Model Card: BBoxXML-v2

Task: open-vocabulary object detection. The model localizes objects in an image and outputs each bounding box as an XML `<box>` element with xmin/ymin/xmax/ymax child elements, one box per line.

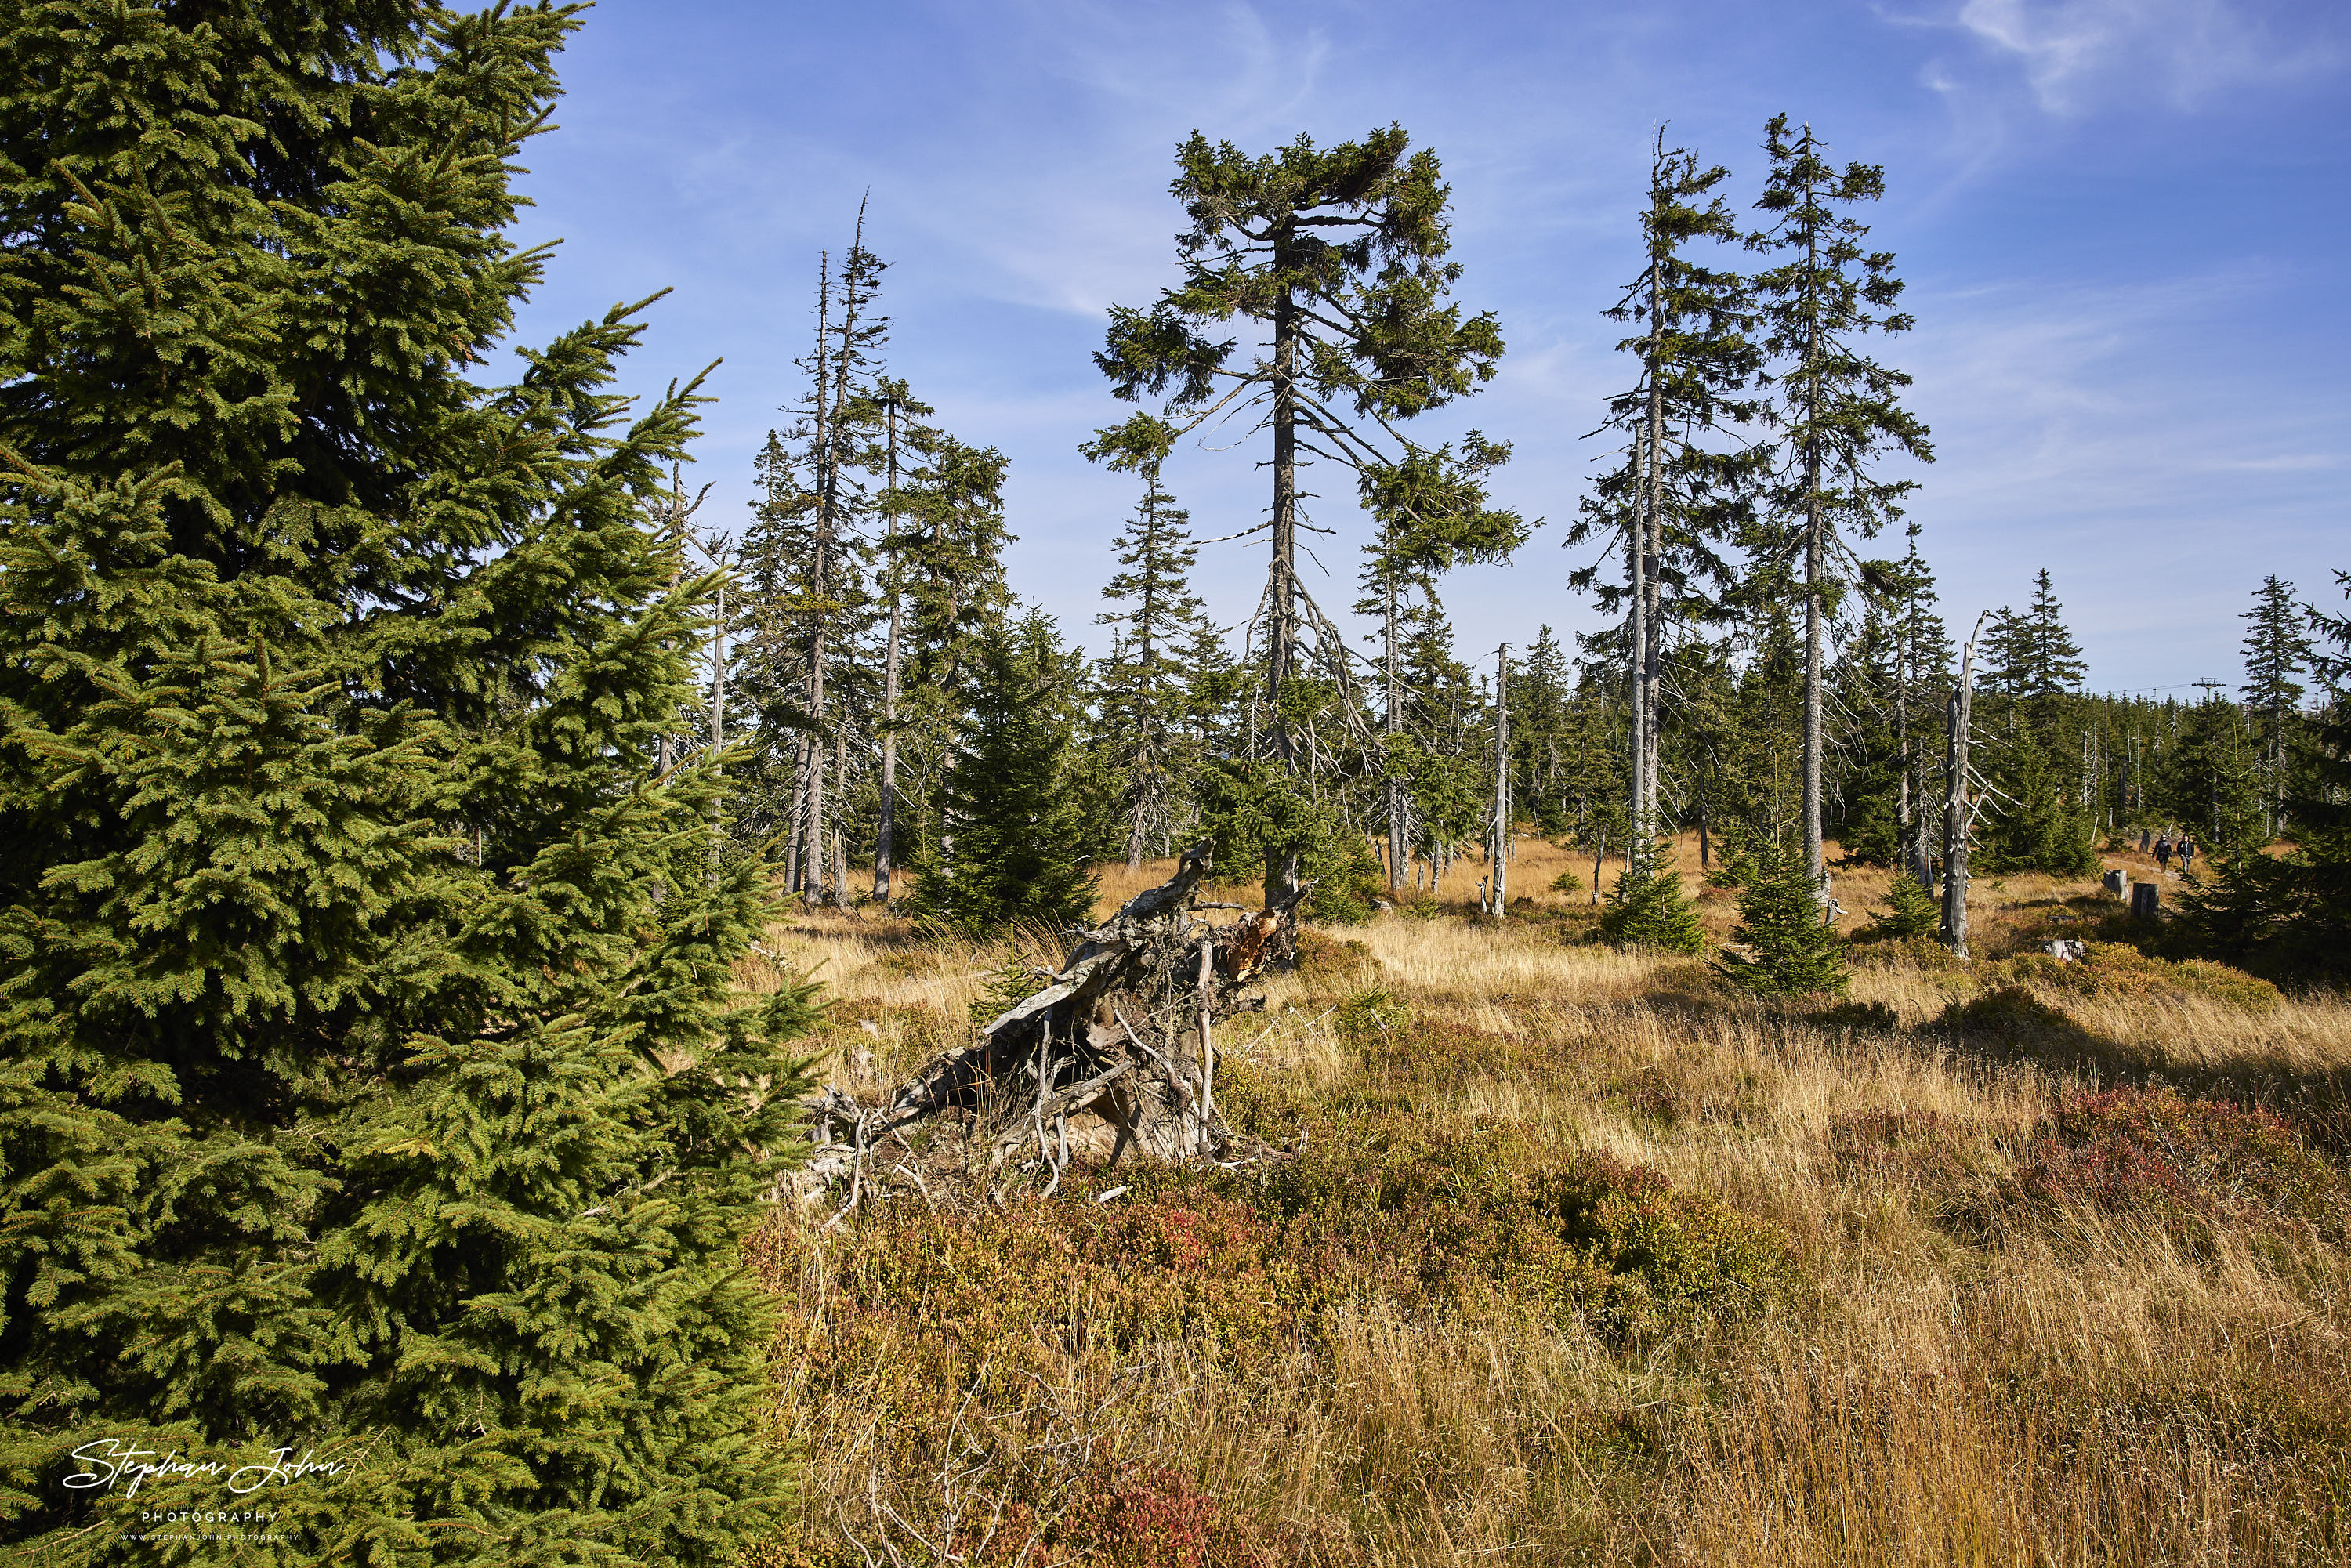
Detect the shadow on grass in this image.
<box><xmin>1926</xmin><ymin>985</ymin><xmax>2351</xmax><ymax>1154</ymax></box>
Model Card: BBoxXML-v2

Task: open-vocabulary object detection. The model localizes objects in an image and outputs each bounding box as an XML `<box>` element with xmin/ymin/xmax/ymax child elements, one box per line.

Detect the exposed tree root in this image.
<box><xmin>792</xmin><ymin>843</ymin><xmax>1303</xmax><ymax>1210</ymax></box>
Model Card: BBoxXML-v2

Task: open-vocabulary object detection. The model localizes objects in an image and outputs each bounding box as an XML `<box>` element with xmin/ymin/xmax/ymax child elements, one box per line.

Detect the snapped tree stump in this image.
<box><xmin>793</xmin><ymin>842</ymin><xmax>1301</xmax><ymax>1207</ymax></box>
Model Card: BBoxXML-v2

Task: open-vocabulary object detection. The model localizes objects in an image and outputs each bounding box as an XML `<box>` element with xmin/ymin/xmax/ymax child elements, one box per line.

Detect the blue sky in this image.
<box><xmin>502</xmin><ymin>0</ymin><xmax>2349</xmax><ymax>697</ymax></box>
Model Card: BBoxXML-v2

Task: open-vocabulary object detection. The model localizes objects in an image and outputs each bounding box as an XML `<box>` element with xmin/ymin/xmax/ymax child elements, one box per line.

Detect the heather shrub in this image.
<box><xmin>1527</xmin><ymin>1150</ymin><xmax>1794</xmax><ymax>1332</ymax></box>
<box><xmin>2001</xmin><ymin>943</ymin><xmax>2280</xmax><ymax>1012</ymax></box>
<box><xmin>2018</xmin><ymin>1085</ymin><xmax>2345</xmax><ymax>1240</ymax></box>
<box><xmin>1828</xmin><ymin>1109</ymin><xmax>1980</xmax><ymax>1196</ymax></box>
<box><xmin>1614</xmin><ymin>1063</ymin><xmax>1767</xmax><ymax>1127</ymax></box>
<box><xmin>1291</xmin><ymin>927</ymin><xmax>1372</xmax><ymax>974</ymax></box>
<box><xmin>1241</xmin><ymin>1128</ymin><xmax>1793</xmax><ymax>1338</ymax></box>
<box><xmin>1060</xmin><ymin>1464</ymin><xmax>1278</xmax><ymax>1568</ymax></box>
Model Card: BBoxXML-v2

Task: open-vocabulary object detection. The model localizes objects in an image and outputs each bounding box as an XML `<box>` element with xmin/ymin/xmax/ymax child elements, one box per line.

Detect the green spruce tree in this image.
<box><xmin>1748</xmin><ymin>114</ymin><xmax>1933</xmax><ymax>903</ymax></box>
<box><xmin>907</xmin><ymin>608</ymin><xmax>1099</xmax><ymax>936</ymax></box>
<box><xmin>1716</xmin><ymin>836</ymin><xmax>1851</xmax><ymax>994</ymax></box>
<box><xmin>1600</xmin><ymin>835</ymin><xmax>1708</xmax><ymax>954</ymax></box>
<box><xmin>2160</xmin><ymin>697</ymin><xmax>2266</xmax><ymax>855</ymax></box>
<box><xmin>1089</xmin><ymin>460</ymin><xmax>1210</xmax><ymax>870</ymax></box>
<box><xmin>2181</xmin><ymin>570</ymin><xmax>2351</xmax><ymax>979</ymax></box>
<box><xmin>1092</xmin><ymin>125</ymin><xmax>1512</xmax><ymax>904</ymax></box>
<box><xmin>2240</xmin><ymin>575</ymin><xmax>2310</xmax><ymax>840</ymax></box>
<box><xmin>0</xmin><ymin>5</ymin><xmax>813</xmax><ymax>1562</ymax></box>
<box><xmin>1981</xmin><ymin>570</ymin><xmax>2096</xmax><ymax>875</ymax></box>
<box><xmin>1568</xmin><ymin>130</ymin><xmax>1764</xmax><ymax>847</ymax></box>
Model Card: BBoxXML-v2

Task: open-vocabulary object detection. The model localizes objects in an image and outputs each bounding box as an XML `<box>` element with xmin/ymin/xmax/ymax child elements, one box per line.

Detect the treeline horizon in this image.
<box><xmin>692</xmin><ymin>121</ymin><xmax>2350</xmax><ymax>959</ymax></box>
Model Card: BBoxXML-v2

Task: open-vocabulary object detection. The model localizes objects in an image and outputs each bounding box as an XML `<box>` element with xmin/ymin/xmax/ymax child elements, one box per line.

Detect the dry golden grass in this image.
<box><xmin>744</xmin><ymin>835</ymin><xmax>2351</xmax><ymax>1567</ymax></box>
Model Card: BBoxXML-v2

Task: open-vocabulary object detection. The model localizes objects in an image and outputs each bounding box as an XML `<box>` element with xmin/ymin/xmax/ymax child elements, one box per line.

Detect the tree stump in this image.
<box><xmin>2130</xmin><ymin>882</ymin><xmax>2161</xmax><ymax>922</ymax></box>
<box><xmin>2102</xmin><ymin>868</ymin><xmax>2128</xmax><ymax>899</ymax></box>
<box><xmin>792</xmin><ymin>842</ymin><xmax>1299</xmax><ymax>1207</ymax></box>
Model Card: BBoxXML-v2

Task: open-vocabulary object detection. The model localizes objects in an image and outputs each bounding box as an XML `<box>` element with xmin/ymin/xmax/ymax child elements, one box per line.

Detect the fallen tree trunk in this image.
<box><xmin>790</xmin><ymin>842</ymin><xmax>1304</xmax><ymax>1207</ymax></box>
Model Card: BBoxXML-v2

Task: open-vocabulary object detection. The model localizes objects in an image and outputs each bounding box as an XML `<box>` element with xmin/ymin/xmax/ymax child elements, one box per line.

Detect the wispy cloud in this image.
<box><xmin>1950</xmin><ymin>0</ymin><xmax>2342</xmax><ymax>114</ymax></box>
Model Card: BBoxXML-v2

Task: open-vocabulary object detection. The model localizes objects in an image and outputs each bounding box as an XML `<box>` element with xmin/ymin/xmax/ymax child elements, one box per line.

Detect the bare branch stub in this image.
<box><xmin>792</xmin><ymin>842</ymin><xmax>1299</xmax><ymax>1206</ymax></box>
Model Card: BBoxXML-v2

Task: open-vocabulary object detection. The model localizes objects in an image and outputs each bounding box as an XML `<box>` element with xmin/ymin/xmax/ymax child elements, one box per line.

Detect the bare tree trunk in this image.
<box><xmin>1941</xmin><ymin>614</ymin><xmax>1987</xmax><ymax>958</ymax></box>
<box><xmin>874</xmin><ymin>400</ymin><xmax>904</xmax><ymax>904</ymax></box>
<box><xmin>1492</xmin><ymin>645</ymin><xmax>1509</xmax><ymax>917</ymax></box>
<box><xmin>1627</xmin><ymin>451</ymin><xmax>1649</xmax><ymax>848</ymax></box>
<box><xmin>1802</xmin><ymin>467</ymin><xmax>1825</xmax><ymax>900</ymax></box>
<box><xmin>832</xmin><ymin>727</ymin><xmax>849</xmax><ymax>901</ymax></box>
<box><xmin>1697</xmin><ymin>757</ymin><xmax>1712</xmax><ymax>869</ymax></box>
<box><xmin>1267</xmin><ymin>274</ymin><xmax>1300</xmax><ymax>901</ymax></box>
<box><xmin>784</xmin><ymin>735</ymin><xmax>810</xmax><ymax>893</ymax></box>
<box><xmin>1640</xmin><ymin>238</ymin><xmax>1665</xmax><ymax>845</ymax></box>
<box><xmin>1799</xmin><ymin>163</ymin><xmax>1828</xmax><ymax>906</ymax></box>
<box><xmin>1896</xmin><ymin>604</ymin><xmax>1914</xmax><ymax>887</ymax></box>
<box><xmin>1385</xmin><ymin>570</ymin><xmax>1404</xmax><ymax>893</ymax></box>
<box><xmin>799</xmin><ymin>256</ymin><xmax>834</xmax><ymax>899</ymax></box>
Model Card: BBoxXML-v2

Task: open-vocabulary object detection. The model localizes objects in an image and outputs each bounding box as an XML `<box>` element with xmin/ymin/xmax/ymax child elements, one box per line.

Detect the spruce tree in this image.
<box><xmin>1091</xmin><ymin>125</ymin><xmax>1512</xmax><ymax>904</ymax></box>
<box><xmin>1599</xmin><ymin>835</ymin><xmax>1708</xmax><ymax>954</ymax></box>
<box><xmin>1356</xmin><ymin>440</ymin><xmax>1523</xmax><ymax>890</ymax></box>
<box><xmin>1889</xmin><ymin>524</ymin><xmax>1953</xmax><ymax>887</ymax></box>
<box><xmin>1717</xmin><ymin>836</ymin><xmax>1851</xmax><ymax>995</ymax></box>
<box><xmin>1867</xmin><ymin>868</ymin><xmax>1941</xmax><ymax>942</ymax></box>
<box><xmin>0</xmin><ymin>5</ymin><xmax>813</xmax><ymax>1563</ymax></box>
<box><xmin>1568</xmin><ymin>130</ymin><xmax>1763</xmax><ymax>848</ymax></box>
<box><xmin>1092</xmin><ymin>465</ymin><xmax>1210</xmax><ymax>868</ymax></box>
<box><xmin>861</xmin><ymin>375</ymin><xmax>937</xmax><ymax>904</ymax></box>
<box><xmin>1981</xmin><ymin>570</ymin><xmax>2096</xmax><ymax>875</ymax></box>
<box><xmin>2240</xmin><ymin>575</ymin><xmax>2310</xmax><ymax>839</ymax></box>
<box><xmin>2161</xmin><ymin>697</ymin><xmax>2266</xmax><ymax>854</ymax></box>
<box><xmin>907</xmin><ymin>608</ymin><xmax>1098</xmax><ymax>936</ymax></box>
<box><xmin>2181</xmin><ymin>571</ymin><xmax>2351</xmax><ymax>978</ymax></box>
<box><xmin>1748</xmin><ymin>114</ymin><xmax>1933</xmax><ymax>903</ymax></box>
<box><xmin>889</xmin><ymin>432</ymin><xmax>1013</xmax><ymax>869</ymax></box>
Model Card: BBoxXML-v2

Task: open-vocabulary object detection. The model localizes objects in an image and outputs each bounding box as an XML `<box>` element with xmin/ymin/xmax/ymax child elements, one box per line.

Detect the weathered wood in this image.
<box><xmin>1941</xmin><ymin>612</ymin><xmax>1990</xmax><ymax>958</ymax></box>
<box><xmin>2131</xmin><ymin>882</ymin><xmax>2161</xmax><ymax>922</ymax></box>
<box><xmin>791</xmin><ymin>842</ymin><xmax>1297</xmax><ymax>1206</ymax></box>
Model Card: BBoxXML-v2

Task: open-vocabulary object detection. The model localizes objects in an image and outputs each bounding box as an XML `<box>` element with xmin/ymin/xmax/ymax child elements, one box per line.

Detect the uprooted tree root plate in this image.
<box><xmin>794</xmin><ymin>844</ymin><xmax>1305</xmax><ymax>1214</ymax></box>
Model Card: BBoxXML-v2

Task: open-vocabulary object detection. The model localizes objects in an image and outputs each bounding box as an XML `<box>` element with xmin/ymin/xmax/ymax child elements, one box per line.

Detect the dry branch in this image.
<box><xmin>789</xmin><ymin>842</ymin><xmax>1301</xmax><ymax>1207</ymax></box>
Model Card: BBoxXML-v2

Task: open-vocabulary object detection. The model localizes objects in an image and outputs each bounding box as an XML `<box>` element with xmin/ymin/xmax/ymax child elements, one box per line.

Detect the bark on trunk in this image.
<box><xmin>1385</xmin><ymin>570</ymin><xmax>1404</xmax><ymax>893</ymax></box>
<box><xmin>1266</xmin><ymin>268</ymin><xmax>1302</xmax><ymax>905</ymax></box>
<box><xmin>873</xmin><ymin>401</ymin><xmax>904</xmax><ymax>904</ymax></box>
<box><xmin>1491</xmin><ymin>644</ymin><xmax>1509</xmax><ymax>916</ymax></box>
<box><xmin>1941</xmin><ymin>617</ymin><xmax>1984</xmax><ymax>958</ymax></box>
<box><xmin>1640</xmin><ymin>242</ymin><xmax>1665</xmax><ymax>846</ymax></box>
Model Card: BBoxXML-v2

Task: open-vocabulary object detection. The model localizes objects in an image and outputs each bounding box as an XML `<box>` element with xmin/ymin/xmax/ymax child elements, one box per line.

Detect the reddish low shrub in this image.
<box><xmin>1058</xmin><ymin>1464</ymin><xmax>1277</xmax><ymax>1568</ymax></box>
<box><xmin>2019</xmin><ymin>1085</ymin><xmax>2344</xmax><ymax>1237</ymax></box>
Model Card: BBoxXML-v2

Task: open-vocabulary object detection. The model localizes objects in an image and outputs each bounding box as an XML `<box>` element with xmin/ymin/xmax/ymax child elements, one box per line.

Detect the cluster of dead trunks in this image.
<box><xmin>792</xmin><ymin>844</ymin><xmax>1302</xmax><ymax>1214</ymax></box>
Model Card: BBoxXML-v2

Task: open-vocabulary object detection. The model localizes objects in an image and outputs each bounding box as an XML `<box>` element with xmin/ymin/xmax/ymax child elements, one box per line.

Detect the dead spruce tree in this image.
<box><xmin>798</xmin><ymin>845</ymin><xmax>1302</xmax><ymax>1204</ymax></box>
